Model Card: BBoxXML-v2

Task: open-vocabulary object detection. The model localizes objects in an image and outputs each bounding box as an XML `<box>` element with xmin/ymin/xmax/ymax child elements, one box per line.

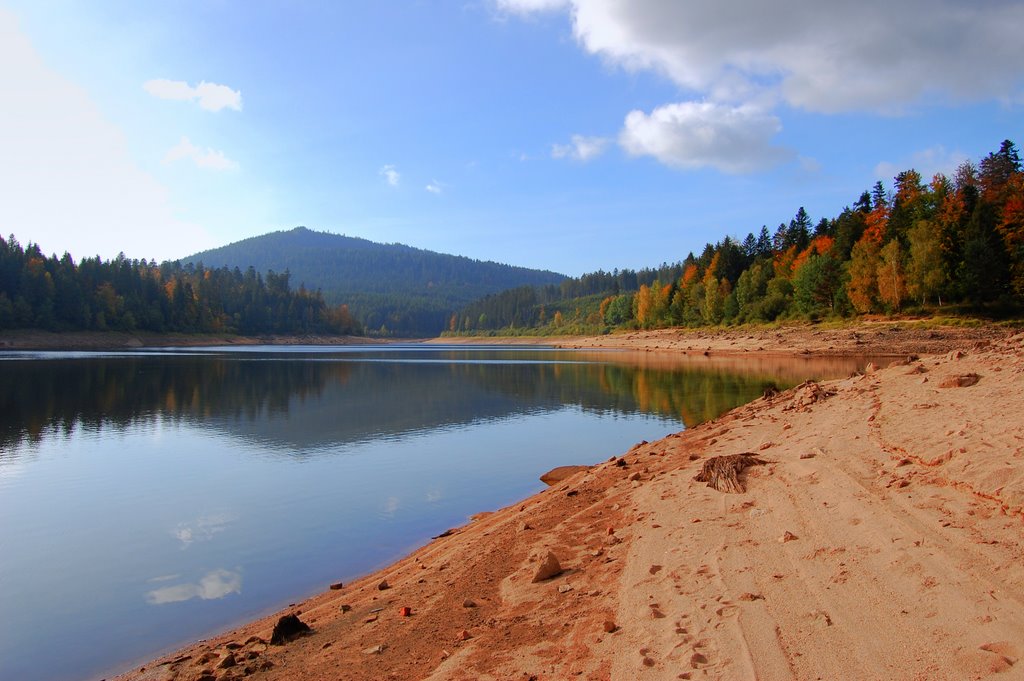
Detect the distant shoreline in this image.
<box><xmin>433</xmin><ymin>322</ymin><xmax>1012</xmax><ymax>358</ymax></box>
<box><xmin>0</xmin><ymin>330</ymin><xmax>388</xmax><ymax>351</ymax></box>
<box><xmin>0</xmin><ymin>322</ymin><xmax>1012</xmax><ymax>356</ymax></box>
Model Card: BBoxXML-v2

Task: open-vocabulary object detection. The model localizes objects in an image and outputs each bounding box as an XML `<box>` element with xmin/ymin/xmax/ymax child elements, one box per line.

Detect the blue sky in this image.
<box><xmin>1</xmin><ymin>1</ymin><xmax>1021</xmax><ymax>276</ymax></box>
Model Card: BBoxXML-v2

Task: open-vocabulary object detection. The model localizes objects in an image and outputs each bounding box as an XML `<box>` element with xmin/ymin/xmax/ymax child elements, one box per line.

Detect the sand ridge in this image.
<box><xmin>116</xmin><ymin>330</ymin><xmax>1024</xmax><ymax>681</ymax></box>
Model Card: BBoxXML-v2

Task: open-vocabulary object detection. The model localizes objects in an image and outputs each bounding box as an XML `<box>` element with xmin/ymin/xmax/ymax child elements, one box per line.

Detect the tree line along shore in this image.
<box><xmin>2</xmin><ymin>140</ymin><xmax>1022</xmax><ymax>341</ymax></box>
<box><xmin>449</xmin><ymin>140</ymin><xmax>1024</xmax><ymax>336</ymax></box>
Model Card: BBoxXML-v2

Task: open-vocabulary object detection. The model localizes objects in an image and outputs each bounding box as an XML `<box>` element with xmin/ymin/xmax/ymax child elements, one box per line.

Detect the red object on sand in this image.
<box><xmin>399</xmin><ymin>606</ymin><xmax>412</xmax><ymax>617</ymax></box>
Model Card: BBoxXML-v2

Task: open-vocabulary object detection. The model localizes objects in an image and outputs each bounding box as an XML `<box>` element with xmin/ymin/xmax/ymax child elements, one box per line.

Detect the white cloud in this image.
<box><xmin>504</xmin><ymin>0</ymin><xmax>1024</xmax><ymax>114</ymax></box>
<box><xmin>379</xmin><ymin>164</ymin><xmax>400</xmax><ymax>186</ymax></box>
<box><xmin>163</xmin><ymin>136</ymin><xmax>239</xmax><ymax>171</ymax></box>
<box><xmin>193</xmin><ymin>81</ymin><xmax>243</xmax><ymax>112</ymax></box>
<box><xmin>142</xmin><ymin>78</ymin><xmax>194</xmax><ymax>102</ymax></box>
<box><xmin>144</xmin><ymin>78</ymin><xmax>242</xmax><ymax>112</ymax></box>
<box><xmin>425</xmin><ymin>180</ymin><xmax>443</xmax><ymax>194</ymax></box>
<box><xmin>551</xmin><ymin>134</ymin><xmax>608</xmax><ymax>162</ymax></box>
<box><xmin>619</xmin><ymin>101</ymin><xmax>789</xmax><ymax>173</ymax></box>
<box><xmin>874</xmin><ymin>145</ymin><xmax>968</xmax><ymax>182</ymax></box>
<box><xmin>496</xmin><ymin>0</ymin><xmax>569</xmax><ymax>14</ymax></box>
<box><xmin>0</xmin><ymin>9</ymin><xmax>215</xmax><ymax>261</ymax></box>
<box><xmin>145</xmin><ymin>569</ymin><xmax>242</xmax><ymax>605</ymax></box>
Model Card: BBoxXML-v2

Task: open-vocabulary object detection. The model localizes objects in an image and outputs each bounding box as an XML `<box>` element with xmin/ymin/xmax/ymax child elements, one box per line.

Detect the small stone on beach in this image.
<box><xmin>940</xmin><ymin>373</ymin><xmax>981</xmax><ymax>388</ymax></box>
<box><xmin>532</xmin><ymin>551</ymin><xmax>563</xmax><ymax>583</ymax></box>
<box><xmin>540</xmin><ymin>465</ymin><xmax>590</xmax><ymax>486</ymax></box>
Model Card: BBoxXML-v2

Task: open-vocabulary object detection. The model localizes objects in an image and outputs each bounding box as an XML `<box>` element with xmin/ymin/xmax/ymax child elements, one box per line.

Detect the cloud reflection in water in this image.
<box><xmin>145</xmin><ymin>568</ymin><xmax>242</xmax><ymax>605</ymax></box>
<box><xmin>173</xmin><ymin>513</ymin><xmax>236</xmax><ymax>549</ymax></box>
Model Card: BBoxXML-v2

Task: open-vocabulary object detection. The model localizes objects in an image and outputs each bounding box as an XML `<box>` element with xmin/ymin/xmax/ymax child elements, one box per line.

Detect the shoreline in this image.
<box><xmin>108</xmin><ymin>326</ymin><xmax>1024</xmax><ymax>680</ymax></box>
<box><xmin>0</xmin><ymin>321</ymin><xmax>1011</xmax><ymax>356</ymax></box>
<box><xmin>439</xmin><ymin>322</ymin><xmax>1013</xmax><ymax>358</ymax></box>
<box><xmin>0</xmin><ymin>330</ymin><xmax>387</xmax><ymax>351</ymax></box>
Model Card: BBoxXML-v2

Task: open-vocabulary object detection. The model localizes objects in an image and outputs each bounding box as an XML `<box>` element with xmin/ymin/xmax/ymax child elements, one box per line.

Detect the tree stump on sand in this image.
<box><xmin>694</xmin><ymin>454</ymin><xmax>767</xmax><ymax>493</ymax></box>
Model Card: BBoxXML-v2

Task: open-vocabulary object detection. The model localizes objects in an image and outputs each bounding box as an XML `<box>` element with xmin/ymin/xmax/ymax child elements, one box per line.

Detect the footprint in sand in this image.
<box><xmin>957</xmin><ymin>642</ymin><xmax>1018</xmax><ymax>676</ymax></box>
<box><xmin>715</xmin><ymin>604</ymin><xmax>739</xmax><ymax>618</ymax></box>
<box><xmin>980</xmin><ymin>641</ymin><xmax>1019</xmax><ymax>668</ymax></box>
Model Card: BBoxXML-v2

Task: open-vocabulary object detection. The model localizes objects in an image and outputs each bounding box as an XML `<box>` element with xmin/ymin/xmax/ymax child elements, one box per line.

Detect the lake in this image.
<box><xmin>0</xmin><ymin>345</ymin><xmax>877</xmax><ymax>681</ymax></box>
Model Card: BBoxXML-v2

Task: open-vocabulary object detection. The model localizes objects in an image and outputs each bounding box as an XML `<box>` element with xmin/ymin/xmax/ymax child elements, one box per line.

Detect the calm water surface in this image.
<box><xmin>0</xmin><ymin>345</ymin><xmax>878</xmax><ymax>681</ymax></box>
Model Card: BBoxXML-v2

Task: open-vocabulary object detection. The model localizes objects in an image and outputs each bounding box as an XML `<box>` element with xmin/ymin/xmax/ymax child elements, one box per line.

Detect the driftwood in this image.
<box><xmin>693</xmin><ymin>453</ymin><xmax>768</xmax><ymax>493</ymax></box>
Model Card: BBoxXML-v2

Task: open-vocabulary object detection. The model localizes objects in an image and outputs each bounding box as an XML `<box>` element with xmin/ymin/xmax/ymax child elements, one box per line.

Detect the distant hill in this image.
<box><xmin>182</xmin><ymin>227</ymin><xmax>567</xmax><ymax>335</ymax></box>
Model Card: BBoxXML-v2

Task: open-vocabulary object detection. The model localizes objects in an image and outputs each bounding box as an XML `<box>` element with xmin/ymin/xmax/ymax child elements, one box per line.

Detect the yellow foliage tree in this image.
<box><xmin>877</xmin><ymin>240</ymin><xmax>906</xmax><ymax>312</ymax></box>
<box><xmin>846</xmin><ymin>238</ymin><xmax>880</xmax><ymax>313</ymax></box>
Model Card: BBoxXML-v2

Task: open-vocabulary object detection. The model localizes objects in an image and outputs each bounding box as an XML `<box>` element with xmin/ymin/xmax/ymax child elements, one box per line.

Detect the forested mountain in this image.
<box><xmin>183</xmin><ymin>227</ymin><xmax>566</xmax><ymax>335</ymax></box>
<box><xmin>452</xmin><ymin>139</ymin><xmax>1024</xmax><ymax>335</ymax></box>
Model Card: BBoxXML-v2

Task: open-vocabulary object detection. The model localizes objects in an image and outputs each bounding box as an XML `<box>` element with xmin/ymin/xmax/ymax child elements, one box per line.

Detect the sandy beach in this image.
<box><xmin>103</xmin><ymin>324</ymin><xmax>1024</xmax><ymax>680</ymax></box>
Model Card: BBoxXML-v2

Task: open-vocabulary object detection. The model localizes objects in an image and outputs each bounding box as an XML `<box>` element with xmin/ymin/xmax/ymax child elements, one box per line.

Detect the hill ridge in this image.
<box><xmin>182</xmin><ymin>226</ymin><xmax>566</xmax><ymax>335</ymax></box>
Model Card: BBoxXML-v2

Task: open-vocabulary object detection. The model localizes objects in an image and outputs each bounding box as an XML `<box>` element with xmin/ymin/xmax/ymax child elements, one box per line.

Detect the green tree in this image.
<box><xmin>734</xmin><ymin>262</ymin><xmax>771</xmax><ymax>322</ymax></box>
<box><xmin>751</xmin><ymin>277</ymin><xmax>793</xmax><ymax>321</ymax></box>
<box><xmin>793</xmin><ymin>253</ymin><xmax>843</xmax><ymax>317</ymax></box>
<box><xmin>906</xmin><ymin>220</ymin><xmax>945</xmax><ymax>306</ymax></box>
<box><xmin>603</xmin><ymin>295</ymin><xmax>632</xmax><ymax>326</ymax></box>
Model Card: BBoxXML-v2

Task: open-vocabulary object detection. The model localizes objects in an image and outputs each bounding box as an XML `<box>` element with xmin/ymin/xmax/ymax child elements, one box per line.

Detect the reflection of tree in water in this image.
<box><xmin>0</xmin><ymin>350</ymin><xmax>861</xmax><ymax>454</ymax></box>
<box><xmin>0</xmin><ymin>357</ymin><xmax>350</xmax><ymax>451</ymax></box>
<box><xmin>454</xmin><ymin>361</ymin><xmax>783</xmax><ymax>427</ymax></box>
